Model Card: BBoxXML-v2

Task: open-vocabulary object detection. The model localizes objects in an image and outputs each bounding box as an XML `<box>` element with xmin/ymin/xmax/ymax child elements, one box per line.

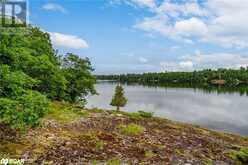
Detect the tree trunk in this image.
<box><xmin>117</xmin><ymin>106</ymin><xmax>120</xmax><ymax>111</ymax></box>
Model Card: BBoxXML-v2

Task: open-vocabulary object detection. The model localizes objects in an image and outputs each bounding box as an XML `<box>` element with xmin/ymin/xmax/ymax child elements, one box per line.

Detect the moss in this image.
<box><xmin>110</xmin><ymin>111</ymin><xmax>145</xmax><ymax>120</ymax></box>
<box><xmin>1</xmin><ymin>101</ymin><xmax>248</xmax><ymax>164</ymax></box>
<box><xmin>88</xmin><ymin>108</ymin><xmax>104</xmax><ymax>113</ymax></box>
<box><xmin>152</xmin><ymin>143</ymin><xmax>164</xmax><ymax>150</ymax></box>
<box><xmin>174</xmin><ymin>149</ymin><xmax>184</xmax><ymax>156</ymax></box>
<box><xmin>195</xmin><ymin>128</ymin><xmax>210</xmax><ymax>135</ymax></box>
<box><xmin>118</xmin><ymin>123</ymin><xmax>145</xmax><ymax>136</ymax></box>
<box><xmin>126</xmin><ymin>111</ymin><xmax>153</xmax><ymax>119</ymax></box>
<box><xmin>0</xmin><ymin>142</ymin><xmax>28</xmax><ymax>158</ymax></box>
<box><xmin>204</xmin><ymin>159</ymin><xmax>213</xmax><ymax>165</ymax></box>
<box><xmin>95</xmin><ymin>140</ymin><xmax>105</xmax><ymax>150</ymax></box>
<box><xmin>126</xmin><ymin>112</ymin><xmax>143</xmax><ymax>120</ymax></box>
<box><xmin>91</xmin><ymin>160</ymin><xmax>98</xmax><ymax>165</ymax></box>
<box><xmin>79</xmin><ymin>131</ymin><xmax>106</xmax><ymax>151</ymax></box>
<box><xmin>144</xmin><ymin>150</ymin><xmax>155</xmax><ymax>158</ymax></box>
<box><xmin>106</xmin><ymin>158</ymin><xmax>121</xmax><ymax>165</ymax></box>
<box><xmin>108</xmin><ymin>109</ymin><xmax>154</xmax><ymax>121</ymax></box>
<box><xmin>79</xmin><ymin>132</ymin><xmax>98</xmax><ymax>141</ymax></box>
<box><xmin>113</xmin><ymin>111</ymin><xmax>153</xmax><ymax>120</ymax></box>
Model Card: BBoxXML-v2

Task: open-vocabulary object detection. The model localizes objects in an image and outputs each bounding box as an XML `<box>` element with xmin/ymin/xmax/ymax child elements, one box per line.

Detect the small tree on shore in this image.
<box><xmin>110</xmin><ymin>85</ymin><xmax>127</xmax><ymax>111</ymax></box>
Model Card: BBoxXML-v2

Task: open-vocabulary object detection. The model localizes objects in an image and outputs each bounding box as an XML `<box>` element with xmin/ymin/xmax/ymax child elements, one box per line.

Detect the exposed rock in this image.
<box><xmin>1</xmin><ymin>108</ymin><xmax>248</xmax><ymax>165</ymax></box>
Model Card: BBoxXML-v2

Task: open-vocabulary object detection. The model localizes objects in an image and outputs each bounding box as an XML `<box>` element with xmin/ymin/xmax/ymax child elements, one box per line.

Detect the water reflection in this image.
<box><xmin>86</xmin><ymin>82</ymin><xmax>248</xmax><ymax>135</ymax></box>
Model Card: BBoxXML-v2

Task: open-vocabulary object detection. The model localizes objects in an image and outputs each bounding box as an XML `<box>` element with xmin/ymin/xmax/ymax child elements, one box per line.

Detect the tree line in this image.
<box><xmin>97</xmin><ymin>68</ymin><xmax>248</xmax><ymax>86</ymax></box>
<box><xmin>0</xmin><ymin>25</ymin><xmax>96</xmax><ymax>130</ymax></box>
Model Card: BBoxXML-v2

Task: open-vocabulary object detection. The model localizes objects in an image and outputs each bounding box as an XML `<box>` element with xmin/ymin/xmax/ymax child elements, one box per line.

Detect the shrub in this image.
<box><xmin>0</xmin><ymin>91</ymin><xmax>49</xmax><ymax>130</ymax></box>
<box><xmin>118</xmin><ymin>123</ymin><xmax>145</xmax><ymax>136</ymax></box>
<box><xmin>230</xmin><ymin>148</ymin><xmax>248</xmax><ymax>165</ymax></box>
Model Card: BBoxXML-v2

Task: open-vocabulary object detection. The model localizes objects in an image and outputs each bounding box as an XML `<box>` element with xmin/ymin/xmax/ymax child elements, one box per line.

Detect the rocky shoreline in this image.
<box><xmin>0</xmin><ymin>102</ymin><xmax>247</xmax><ymax>165</ymax></box>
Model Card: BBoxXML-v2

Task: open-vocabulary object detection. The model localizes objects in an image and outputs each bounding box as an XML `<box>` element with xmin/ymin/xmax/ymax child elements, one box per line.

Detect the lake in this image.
<box><xmin>86</xmin><ymin>81</ymin><xmax>248</xmax><ymax>136</ymax></box>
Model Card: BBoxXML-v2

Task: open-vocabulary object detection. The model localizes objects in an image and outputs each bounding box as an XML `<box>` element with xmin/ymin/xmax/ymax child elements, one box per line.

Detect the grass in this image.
<box><xmin>88</xmin><ymin>108</ymin><xmax>104</xmax><ymax>113</ymax></box>
<box><xmin>91</xmin><ymin>160</ymin><xmax>98</xmax><ymax>165</ymax></box>
<box><xmin>106</xmin><ymin>159</ymin><xmax>121</xmax><ymax>165</ymax></box>
<box><xmin>204</xmin><ymin>158</ymin><xmax>214</xmax><ymax>165</ymax></box>
<box><xmin>79</xmin><ymin>131</ymin><xmax>106</xmax><ymax>151</ymax></box>
<box><xmin>230</xmin><ymin>148</ymin><xmax>248</xmax><ymax>165</ymax></box>
<box><xmin>118</xmin><ymin>123</ymin><xmax>145</xmax><ymax>136</ymax></box>
<box><xmin>144</xmin><ymin>150</ymin><xmax>155</xmax><ymax>158</ymax></box>
<box><xmin>111</xmin><ymin>110</ymin><xmax>154</xmax><ymax>120</ymax></box>
<box><xmin>95</xmin><ymin>140</ymin><xmax>105</xmax><ymax>150</ymax></box>
<box><xmin>45</xmin><ymin>102</ymin><xmax>88</xmax><ymax>123</ymax></box>
<box><xmin>1</xmin><ymin>101</ymin><xmax>248</xmax><ymax>164</ymax></box>
<box><xmin>125</xmin><ymin>112</ymin><xmax>143</xmax><ymax>120</ymax></box>
<box><xmin>137</xmin><ymin>111</ymin><xmax>154</xmax><ymax>118</ymax></box>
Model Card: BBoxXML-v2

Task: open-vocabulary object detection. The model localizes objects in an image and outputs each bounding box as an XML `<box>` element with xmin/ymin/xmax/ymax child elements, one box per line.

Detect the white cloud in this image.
<box><xmin>182</xmin><ymin>52</ymin><xmax>248</xmax><ymax>69</ymax></box>
<box><xmin>49</xmin><ymin>32</ymin><xmax>89</xmax><ymax>49</ymax></box>
<box><xmin>156</xmin><ymin>0</ymin><xmax>207</xmax><ymax>17</ymax></box>
<box><xmin>130</xmin><ymin>0</ymin><xmax>156</xmax><ymax>8</ymax></box>
<box><xmin>134</xmin><ymin>15</ymin><xmax>173</xmax><ymax>36</ymax></box>
<box><xmin>110</xmin><ymin>0</ymin><xmax>156</xmax><ymax>9</ymax></box>
<box><xmin>160</xmin><ymin>52</ymin><xmax>248</xmax><ymax>71</ymax></box>
<box><xmin>42</xmin><ymin>3</ymin><xmax>67</xmax><ymax>13</ymax></box>
<box><xmin>160</xmin><ymin>61</ymin><xmax>193</xmax><ymax>72</ymax></box>
<box><xmin>174</xmin><ymin>17</ymin><xmax>208</xmax><ymax>37</ymax></box>
<box><xmin>138</xmin><ymin>57</ymin><xmax>148</xmax><ymax>63</ymax></box>
<box><xmin>133</xmin><ymin>0</ymin><xmax>248</xmax><ymax>48</ymax></box>
<box><xmin>179</xmin><ymin>61</ymin><xmax>193</xmax><ymax>69</ymax></box>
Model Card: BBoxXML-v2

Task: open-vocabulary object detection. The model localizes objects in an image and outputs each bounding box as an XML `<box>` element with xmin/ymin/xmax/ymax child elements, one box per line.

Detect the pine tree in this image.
<box><xmin>110</xmin><ymin>85</ymin><xmax>127</xmax><ymax>111</ymax></box>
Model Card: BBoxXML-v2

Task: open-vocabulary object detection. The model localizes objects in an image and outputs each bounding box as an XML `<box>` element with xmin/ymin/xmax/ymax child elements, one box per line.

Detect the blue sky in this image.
<box><xmin>27</xmin><ymin>0</ymin><xmax>248</xmax><ymax>74</ymax></box>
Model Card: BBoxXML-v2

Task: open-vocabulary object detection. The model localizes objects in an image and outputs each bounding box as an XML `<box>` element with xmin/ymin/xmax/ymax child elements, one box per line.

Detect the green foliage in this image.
<box><xmin>125</xmin><ymin>112</ymin><xmax>143</xmax><ymax>120</ymax></box>
<box><xmin>138</xmin><ymin>111</ymin><xmax>154</xmax><ymax>118</ymax></box>
<box><xmin>0</xmin><ymin>27</ymin><xmax>68</xmax><ymax>100</ymax></box>
<box><xmin>91</xmin><ymin>160</ymin><xmax>98</xmax><ymax>165</ymax></box>
<box><xmin>0</xmin><ymin>91</ymin><xmax>49</xmax><ymax>130</ymax></box>
<box><xmin>0</xmin><ymin>25</ymin><xmax>96</xmax><ymax>103</ymax></box>
<box><xmin>118</xmin><ymin>123</ymin><xmax>145</xmax><ymax>136</ymax></box>
<box><xmin>204</xmin><ymin>159</ymin><xmax>214</xmax><ymax>165</ymax></box>
<box><xmin>0</xmin><ymin>20</ymin><xmax>96</xmax><ymax>130</ymax></box>
<box><xmin>62</xmin><ymin>53</ymin><xmax>96</xmax><ymax>103</ymax></box>
<box><xmin>110</xmin><ymin>85</ymin><xmax>127</xmax><ymax>111</ymax></box>
<box><xmin>46</xmin><ymin>102</ymin><xmax>88</xmax><ymax>123</ymax></box>
<box><xmin>95</xmin><ymin>140</ymin><xmax>105</xmax><ymax>150</ymax></box>
<box><xmin>106</xmin><ymin>159</ymin><xmax>120</xmax><ymax>165</ymax></box>
<box><xmin>0</xmin><ymin>65</ymin><xmax>37</xmax><ymax>97</ymax></box>
<box><xmin>144</xmin><ymin>150</ymin><xmax>155</xmax><ymax>158</ymax></box>
<box><xmin>110</xmin><ymin>110</ymin><xmax>153</xmax><ymax>120</ymax></box>
<box><xmin>230</xmin><ymin>148</ymin><xmax>248</xmax><ymax>165</ymax></box>
<box><xmin>89</xmin><ymin>108</ymin><xmax>104</xmax><ymax>113</ymax></box>
<box><xmin>98</xmin><ymin>67</ymin><xmax>248</xmax><ymax>87</ymax></box>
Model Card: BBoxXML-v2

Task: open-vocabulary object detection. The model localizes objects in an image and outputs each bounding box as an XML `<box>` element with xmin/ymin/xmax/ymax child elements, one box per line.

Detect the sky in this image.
<box><xmin>11</xmin><ymin>0</ymin><xmax>248</xmax><ymax>74</ymax></box>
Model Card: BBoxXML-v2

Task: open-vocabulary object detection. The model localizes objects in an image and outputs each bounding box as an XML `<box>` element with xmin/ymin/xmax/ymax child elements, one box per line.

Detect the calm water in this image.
<box><xmin>86</xmin><ymin>82</ymin><xmax>248</xmax><ymax>136</ymax></box>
